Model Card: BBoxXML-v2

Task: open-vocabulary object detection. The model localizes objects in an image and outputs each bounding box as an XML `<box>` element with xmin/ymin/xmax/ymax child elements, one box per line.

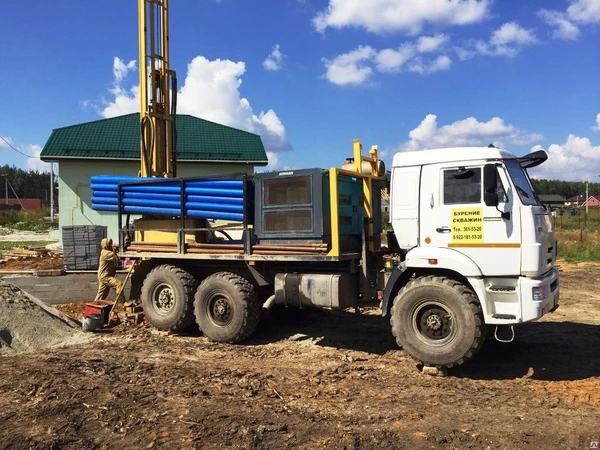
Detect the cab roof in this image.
<box><xmin>392</xmin><ymin>147</ymin><xmax>517</xmax><ymax>168</ymax></box>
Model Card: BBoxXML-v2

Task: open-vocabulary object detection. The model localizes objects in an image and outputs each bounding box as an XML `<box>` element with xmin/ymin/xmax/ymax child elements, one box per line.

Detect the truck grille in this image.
<box><xmin>546</xmin><ymin>245</ymin><xmax>555</xmax><ymax>266</ymax></box>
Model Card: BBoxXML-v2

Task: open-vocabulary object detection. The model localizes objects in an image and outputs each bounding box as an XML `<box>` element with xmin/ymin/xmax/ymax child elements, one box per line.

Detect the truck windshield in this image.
<box><xmin>505</xmin><ymin>160</ymin><xmax>539</xmax><ymax>206</ymax></box>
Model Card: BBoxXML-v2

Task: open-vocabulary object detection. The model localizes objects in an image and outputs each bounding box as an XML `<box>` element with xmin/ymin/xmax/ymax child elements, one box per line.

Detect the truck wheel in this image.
<box><xmin>390</xmin><ymin>276</ymin><xmax>484</xmax><ymax>368</ymax></box>
<box><xmin>141</xmin><ymin>265</ymin><xmax>197</xmax><ymax>331</ymax></box>
<box><xmin>194</xmin><ymin>272</ymin><xmax>260</xmax><ymax>343</ymax></box>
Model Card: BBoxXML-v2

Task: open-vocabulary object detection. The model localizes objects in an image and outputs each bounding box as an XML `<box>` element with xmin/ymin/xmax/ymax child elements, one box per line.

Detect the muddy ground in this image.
<box><xmin>0</xmin><ymin>261</ymin><xmax>599</xmax><ymax>449</ymax></box>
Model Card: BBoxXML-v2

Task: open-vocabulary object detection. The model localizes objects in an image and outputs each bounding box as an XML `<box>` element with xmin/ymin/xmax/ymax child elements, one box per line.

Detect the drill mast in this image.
<box><xmin>138</xmin><ymin>0</ymin><xmax>177</xmax><ymax>178</ymax></box>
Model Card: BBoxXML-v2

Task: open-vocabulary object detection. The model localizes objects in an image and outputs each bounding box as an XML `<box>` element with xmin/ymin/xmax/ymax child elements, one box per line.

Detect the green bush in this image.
<box><xmin>0</xmin><ymin>209</ymin><xmax>49</xmax><ymax>231</ymax></box>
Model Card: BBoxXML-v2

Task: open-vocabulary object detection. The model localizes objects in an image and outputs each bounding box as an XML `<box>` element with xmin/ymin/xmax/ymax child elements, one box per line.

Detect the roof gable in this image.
<box><xmin>40</xmin><ymin>113</ymin><xmax>267</xmax><ymax>164</ymax></box>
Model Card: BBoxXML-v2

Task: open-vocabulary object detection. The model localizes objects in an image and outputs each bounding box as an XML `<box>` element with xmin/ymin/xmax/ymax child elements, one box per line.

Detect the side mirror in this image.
<box><xmin>483</xmin><ymin>164</ymin><xmax>499</xmax><ymax>207</ymax></box>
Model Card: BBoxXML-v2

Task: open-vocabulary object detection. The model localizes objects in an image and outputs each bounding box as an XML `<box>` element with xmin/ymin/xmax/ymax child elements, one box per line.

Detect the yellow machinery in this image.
<box><xmin>329</xmin><ymin>139</ymin><xmax>383</xmax><ymax>256</ymax></box>
<box><xmin>138</xmin><ymin>0</ymin><xmax>177</xmax><ymax>178</ymax></box>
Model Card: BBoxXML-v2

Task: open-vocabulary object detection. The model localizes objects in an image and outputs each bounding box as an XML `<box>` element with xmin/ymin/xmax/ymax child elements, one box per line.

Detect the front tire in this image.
<box><xmin>141</xmin><ymin>265</ymin><xmax>197</xmax><ymax>331</ymax></box>
<box><xmin>194</xmin><ymin>272</ymin><xmax>260</xmax><ymax>343</ymax></box>
<box><xmin>390</xmin><ymin>276</ymin><xmax>484</xmax><ymax>368</ymax></box>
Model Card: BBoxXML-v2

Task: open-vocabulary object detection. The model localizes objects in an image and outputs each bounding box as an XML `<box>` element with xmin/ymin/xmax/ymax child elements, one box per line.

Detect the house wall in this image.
<box><xmin>57</xmin><ymin>160</ymin><xmax>255</xmax><ymax>244</ymax></box>
<box><xmin>1</xmin><ymin>198</ymin><xmax>43</xmax><ymax>209</ymax></box>
<box><xmin>586</xmin><ymin>197</ymin><xmax>600</xmax><ymax>208</ymax></box>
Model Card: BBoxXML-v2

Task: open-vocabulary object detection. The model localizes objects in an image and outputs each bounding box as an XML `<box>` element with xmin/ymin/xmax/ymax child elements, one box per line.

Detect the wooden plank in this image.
<box><xmin>21</xmin><ymin>290</ymin><xmax>81</xmax><ymax>328</ymax></box>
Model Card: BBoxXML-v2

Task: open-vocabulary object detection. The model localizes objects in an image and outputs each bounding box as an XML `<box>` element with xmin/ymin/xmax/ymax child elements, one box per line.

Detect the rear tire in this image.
<box><xmin>194</xmin><ymin>272</ymin><xmax>260</xmax><ymax>343</ymax></box>
<box><xmin>390</xmin><ymin>276</ymin><xmax>484</xmax><ymax>368</ymax></box>
<box><xmin>141</xmin><ymin>265</ymin><xmax>197</xmax><ymax>331</ymax></box>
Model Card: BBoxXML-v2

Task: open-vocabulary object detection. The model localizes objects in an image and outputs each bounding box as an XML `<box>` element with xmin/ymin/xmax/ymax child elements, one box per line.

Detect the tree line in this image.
<box><xmin>530</xmin><ymin>178</ymin><xmax>600</xmax><ymax>200</ymax></box>
<box><xmin>0</xmin><ymin>165</ymin><xmax>57</xmax><ymax>206</ymax></box>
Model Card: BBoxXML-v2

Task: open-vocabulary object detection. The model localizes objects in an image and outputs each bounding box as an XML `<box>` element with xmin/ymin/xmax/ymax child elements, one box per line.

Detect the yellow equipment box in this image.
<box><xmin>133</xmin><ymin>218</ymin><xmax>207</xmax><ymax>244</ymax></box>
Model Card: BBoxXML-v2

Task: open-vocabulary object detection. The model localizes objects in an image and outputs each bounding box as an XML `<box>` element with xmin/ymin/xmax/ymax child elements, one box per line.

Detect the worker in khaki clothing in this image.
<box><xmin>95</xmin><ymin>237</ymin><xmax>123</xmax><ymax>301</ymax></box>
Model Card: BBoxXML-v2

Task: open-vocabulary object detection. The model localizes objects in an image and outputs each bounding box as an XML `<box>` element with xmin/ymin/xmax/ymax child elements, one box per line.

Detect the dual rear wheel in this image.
<box><xmin>141</xmin><ymin>265</ymin><xmax>260</xmax><ymax>342</ymax></box>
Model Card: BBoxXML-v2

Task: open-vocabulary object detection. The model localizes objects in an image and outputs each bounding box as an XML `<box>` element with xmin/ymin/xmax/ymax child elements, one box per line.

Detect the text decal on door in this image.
<box><xmin>451</xmin><ymin>207</ymin><xmax>484</xmax><ymax>243</ymax></box>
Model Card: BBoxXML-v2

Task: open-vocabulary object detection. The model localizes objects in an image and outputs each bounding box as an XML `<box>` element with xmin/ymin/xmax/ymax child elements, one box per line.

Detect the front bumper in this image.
<box><xmin>520</xmin><ymin>267</ymin><xmax>560</xmax><ymax>323</ymax></box>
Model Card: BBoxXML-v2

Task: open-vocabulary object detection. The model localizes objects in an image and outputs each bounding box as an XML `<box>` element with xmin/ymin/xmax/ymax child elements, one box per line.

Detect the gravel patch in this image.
<box><xmin>0</xmin><ymin>281</ymin><xmax>88</xmax><ymax>355</ymax></box>
<box><xmin>0</xmin><ymin>230</ymin><xmax>54</xmax><ymax>242</ymax></box>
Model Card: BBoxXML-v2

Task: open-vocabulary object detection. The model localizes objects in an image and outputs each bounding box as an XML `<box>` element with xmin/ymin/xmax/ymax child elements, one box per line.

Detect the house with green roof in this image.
<box><xmin>40</xmin><ymin>113</ymin><xmax>268</xmax><ymax>243</ymax></box>
<box><xmin>538</xmin><ymin>194</ymin><xmax>566</xmax><ymax>210</ymax></box>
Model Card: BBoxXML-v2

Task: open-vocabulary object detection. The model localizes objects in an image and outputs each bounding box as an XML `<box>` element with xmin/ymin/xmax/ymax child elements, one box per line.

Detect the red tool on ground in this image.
<box><xmin>82</xmin><ymin>261</ymin><xmax>138</xmax><ymax>331</ymax></box>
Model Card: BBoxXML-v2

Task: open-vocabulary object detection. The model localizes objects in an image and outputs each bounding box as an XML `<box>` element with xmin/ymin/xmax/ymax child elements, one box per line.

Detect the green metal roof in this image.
<box><xmin>40</xmin><ymin>113</ymin><xmax>268</xmax><ymax>164</ymax></box>
<box><xmin>538</xmin><ymin>194</ymin><xmax>566</xmax><ymax>204</ymax></box>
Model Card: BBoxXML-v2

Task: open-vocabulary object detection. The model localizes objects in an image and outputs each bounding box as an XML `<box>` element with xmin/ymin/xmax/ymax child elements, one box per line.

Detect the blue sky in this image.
<box><xmin>1</xmin><ymin>0</ymin><xmax>600</xmax><ymax>181</ymax></box>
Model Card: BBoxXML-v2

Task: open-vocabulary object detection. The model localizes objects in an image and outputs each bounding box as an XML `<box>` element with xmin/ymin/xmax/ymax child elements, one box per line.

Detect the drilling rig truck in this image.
<box><xmin>91</xmin><ymin>0</ymin><xmax>559</xmax><ymax>368</ymax></box>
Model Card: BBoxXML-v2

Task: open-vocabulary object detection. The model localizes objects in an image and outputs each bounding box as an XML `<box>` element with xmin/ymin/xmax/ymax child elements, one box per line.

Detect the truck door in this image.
<box><xmin>420</xmin><ymin>162</ymin><xmax>521</xmax><ymax>276</ymax></box>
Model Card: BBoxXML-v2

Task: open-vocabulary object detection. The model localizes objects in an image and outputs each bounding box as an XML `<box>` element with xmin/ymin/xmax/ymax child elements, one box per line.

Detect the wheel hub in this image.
<box><xmin>154</xmin><ymin>285</ymin><xmax>175</xmax><ymax>314</ymax></box>
<box><xmin>210</xmin><ymin>296</ymin><xmax>232</xmax><ymax>326</ymax></box>
<box><xmin>425</xmin><ymin>313</ymin><xmax>443</xmax><ymax>331</ymax></box>
<box><xmin>418</xmin><ymin>307</ymin><xmax>452</xmax><ymax>340</ymax></box>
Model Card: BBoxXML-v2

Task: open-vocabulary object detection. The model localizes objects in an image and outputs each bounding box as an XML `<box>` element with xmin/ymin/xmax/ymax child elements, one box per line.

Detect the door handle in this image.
<box><xmin>436</xmin><ymin>227</ymin><xmax>451</xmax><ymax>233</ymax></box>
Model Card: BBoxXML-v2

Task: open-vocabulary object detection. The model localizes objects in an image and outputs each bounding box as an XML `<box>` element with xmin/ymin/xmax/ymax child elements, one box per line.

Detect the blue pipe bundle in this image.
<box><xmin>90</xmin><ymin>175</ymin><xmax>248</xmax><ymax>221</ymax></box>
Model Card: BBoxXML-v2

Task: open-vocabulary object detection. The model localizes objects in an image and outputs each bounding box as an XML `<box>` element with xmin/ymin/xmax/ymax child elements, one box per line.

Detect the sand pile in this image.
<box><xmin>0</xmin><ymin>281</ymin><xmax>86</xmax><ymax>355</ymax></box>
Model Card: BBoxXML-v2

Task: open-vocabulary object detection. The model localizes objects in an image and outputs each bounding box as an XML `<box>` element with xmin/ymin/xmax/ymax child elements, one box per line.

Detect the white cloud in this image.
<box><xmin>399</xmin><ymin>114</ymin><xmax>543</xmax><ymax>152</ymax></box>
<box><xmin>472</xmin><ymin>22</ymin><xmax>538</xmax><ymax>57</ymax></box>
<box><xmin>256</xmin><ymin>151</ymin><xmax>296</xmax><ymax>173</ymax></box>
<box><xmin>252</xmin><ymin>109</ymin><xmax>290</xmax><ymax>153</ymax></box>
<box><xmin>322</xmin><ymin>45</ymin><xmax>376</xmax><ymax>86</ymax></box>
<box><xmin>538</xmin><ymin>10</ymin><xmax>580</xmax><ymax>40</ymax></box>
<box><xmin>530</xmin><ymin>134</ymin><xmax>600</xmax><ymax>181</ymax></box>
<box><xmin>325</xmin><ymin>35</ymin><xmax>452</xmax><ymax>85</ymax></box>
<box><xmin>263</xmin><ymin>44</ymin><xmax>286</xmax><ymax>71</ymax></box>
<box><xmin>531</xmin><ymin>114</ymin><xmax>600</xmax><ymax>180</ymax></box>
<box><xmin>100</xmin><ymin>55</ymin><xmax>291</xmax><ymax>153</ymax></box>
<box><xmin>26</xmin><ymin>145</ymin><xmax>51</xmax><ymax>172</ymax></box>
<box><xmin>374</xmin><ymin>45</ymin><xmax>415</xmax><ymax>73</ymax></box>
<box><xmin>313</xmin><ymin>0</ymin><xmax>490</xmax><ymax>35</ymax></box>
<box><xmin>0</xmin><ymin>138</ymin><xmax>49</xmax><ymax>172</ymax></box>
<box><xmin>567</xmin><ymin>0</ymin><xmax>600</xmax><ymax>23</ymax></box>
<box><xmin>491</xmin><ymin>22</ymin><xmax>538</xmax><ymax>46</ymax></box>
<box><xmin>112</xmin><ymin>57</ymin><xmax>136</xmax><ymax>83</ymax></box>
<box><xmin>416</xmin><ymin>34</ymin><xmax>449</xmax><ymax>53</ymax></box>
<box><xmin>263</xmin><ymin>151</ymin><xmax>283</xmax><ymax>172</ymax></box>
<box><xmin>538</xmin><ymin>0</ymin><xmax>600</xmax><ymax>40</ymax></box>
<box><xmin>101</xmin><ymin>85</ymin><xmax>139</xmax><ymax>118</ymax></box>
<box><xmin>408</xmin><ymin>55</ymin><xmax>452</xmax><ymax>74</ymax></box>
<box><xmin>324</xmin><ymin>21</ymin><xmax>536</xmax><ymax>86</ymax></box>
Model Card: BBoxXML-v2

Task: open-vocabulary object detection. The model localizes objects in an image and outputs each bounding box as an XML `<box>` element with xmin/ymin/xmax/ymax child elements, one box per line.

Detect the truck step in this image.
<box><xmin>491</xmin><ymin>314</ymin><xmax>517</xmax><ymax>320</ymax></box>
<box><xmin>487</xmin><ymin>285</ymin><xmax>516</xmax><ymax>292</ymax></box>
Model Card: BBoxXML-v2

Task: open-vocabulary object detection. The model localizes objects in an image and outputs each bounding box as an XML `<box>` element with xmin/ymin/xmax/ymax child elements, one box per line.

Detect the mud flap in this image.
<box><xmin>381</xmin><ymin>265</ymin><xmax>406</xmax><ymax>318</ymax></box>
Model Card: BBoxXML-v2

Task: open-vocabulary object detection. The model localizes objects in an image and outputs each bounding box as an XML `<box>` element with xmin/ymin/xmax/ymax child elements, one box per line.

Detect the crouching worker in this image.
<box><xmin>95</xmin><ymin>237</ymin><xmax>123</xmax><ymax>301</ymax></box>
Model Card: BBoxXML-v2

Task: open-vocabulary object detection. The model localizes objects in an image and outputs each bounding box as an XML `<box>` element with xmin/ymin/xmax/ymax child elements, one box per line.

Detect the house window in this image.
<box><xmin>443</xmin><ymin>168</ymin><xmax>482</xmax><ymax>205</ymax></box>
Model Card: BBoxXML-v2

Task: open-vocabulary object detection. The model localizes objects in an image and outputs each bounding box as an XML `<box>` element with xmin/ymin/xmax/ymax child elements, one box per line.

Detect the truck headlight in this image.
<box><xmin>532</xmin><ymin>287</ymin><xmax>543</xmax><ymax>301</ymax></box>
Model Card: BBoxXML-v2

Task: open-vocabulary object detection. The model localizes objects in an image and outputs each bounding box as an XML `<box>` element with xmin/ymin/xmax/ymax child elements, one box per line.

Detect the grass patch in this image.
<box><xmin>553</xmin><ymin>207</ymin><xmax>600</xmax><ymax>231</ymax></box>
<box><xmin>0</xmin><ymin>209</ymin><xmax>50</xmax><ymax>232</ymax></box>
<box><xmin>553</xmin><ymin>208</ymin><xmax>600</xmax><ymax>261</ymax></box>
<box><xmin>556</xmin><ymin>230</ymin><xmax>600</xmax><ymax>262</ymax></box>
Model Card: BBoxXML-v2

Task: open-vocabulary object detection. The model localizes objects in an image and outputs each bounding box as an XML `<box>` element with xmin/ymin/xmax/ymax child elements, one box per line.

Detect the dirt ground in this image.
<box><xmin>0</xmin><ymin>255</ymin><xmax>64</xmax><ymax>271</ymax></box>
<box><xmin>0</xmin><ymin>261</ymin><xmax>599</xmax><ymax>449</ymax></box>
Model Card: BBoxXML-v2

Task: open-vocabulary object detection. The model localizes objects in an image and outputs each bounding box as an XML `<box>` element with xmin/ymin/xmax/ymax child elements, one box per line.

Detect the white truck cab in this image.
<box><xmin>383</xmin><ymin>146</ymin><xmax>559</xmax><ymax>368</ymax></box>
